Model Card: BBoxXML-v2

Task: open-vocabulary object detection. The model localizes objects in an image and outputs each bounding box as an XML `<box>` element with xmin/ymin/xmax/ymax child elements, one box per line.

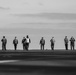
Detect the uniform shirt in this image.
<box><xmin>13</xmin><ymin>39</ymin><xmax>18</xmax><ymax>44</ymax></box>
<box><xmin>40</xmin><ymin>39</ymin><xmax>45</xmax><ymax>45</ymax></box>
<box><xmin>50</xmin><ymin>39</ymin><xmax>55</xmax><ymax>44</ymax></box>
<box><xmin>70</xmin><ymin>38</ymin><xmax>75</xmax><ymax>45</ymax></box>
<box><xmin>1</xmin><ymin>38</ymin><xmax>7</xmax><ymax>44</ymax></box>
<box><xmin>22</xmin><ymin>38</ymin><xmax>26</xmax><ymax>44</ymax></box>
<box><xmin>26</xmin><ymin>38</ymin><xmax>31</xmax><ymax>43</ymax></box>
<box><xmin>64</xmin><ymin>38</ymin><xmax>68</xmax><ymax>44</ymax></box>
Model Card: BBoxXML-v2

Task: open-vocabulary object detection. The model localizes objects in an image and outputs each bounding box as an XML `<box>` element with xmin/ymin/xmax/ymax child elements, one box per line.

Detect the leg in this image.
<box><xmin>4</xmin><ymin>44</ymin><xmax>6</xmax><ymax>50</ymax></box>
<box><xmin>15</xmin><ymin>44</ymin><xmax>16</xmax><ymax>50</ymax></box>
<box><xmin>27</xmin><ymin>43</ymin><xmax>29</xmax><ymax>51</ymax></box>
<box><xmin>43</xmin><ymin>45</ymin><xmax>44</xmax><ymax>50</ymax></box>
<box><xmin>16</xmin><ymin>44</ymin><xmax>17</xmax><ymax>50</ymax></box>
<box><xmin>53</xmin><ymin>44</ymin><xmax>54</xmax><ymax>50</ymax></box>
<box><xmin>51</xmin><ymin>45</ymin><xmax>52</xmax><ymax>50</ymax></box>
<box><xmin>65</xmin><ymin>44</ymin><xmax>67</xmax><ymax>50</ymax></box>
<box><xmin>71</xmin><ymin>45</ymin><xmax>73</xmax><ymax>50</ymax></box>
<box><xmin>41</xmin><ymin>45</ymin><xmax>42</xmax><ymax>50</ymax></box>
<box><xmin>65</xmin><ymin>44</ymin><xmax>68</xmax><ymax>50</ymax></box>
<box><xmin>52</xmin><ymin>46</ymin><xmax>53</xmax><ymax>50</ymax></box>
<box><xmin>51</xmin><ymin>45</ymin><xmax>53</xmax><ymax>50</ymax></box>
<box><xmin>14</xmin><ymin>44</ymin><xmax>17</xmax><ymax>50</ymax></box>
<box><xmin>67</xmin><ymin>44</ymin><xmax>68</xmax><ymax>50</ymax></box>
<box><xmin>73</xmin><ymin>45</ymin><xmax>74</xmax><ymax>50</ymax></box>
<box><xmin>71</xmin><ymin>45</ymin><xmax>72</xmax><ymax>50</ymax></box>
<box><xmin>25</xmin><ymin>43</ymin><xmax>28</xmax><ymax>50</ymax></box>
<box><xmin>51</xmin><ymin>44</ymin><xmax>54</xmax><ymax>50</ymax></box>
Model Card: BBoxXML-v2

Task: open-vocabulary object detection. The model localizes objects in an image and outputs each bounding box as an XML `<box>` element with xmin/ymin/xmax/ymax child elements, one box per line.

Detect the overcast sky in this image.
<box><xmin>0</xmin><ymin>0</ymin><xmax>76</xmax><ymax>49</ymax></box>
<box><xmin>0</xmin><ymin>0</ymin><xmax>76</xmax><ymax>13</ymax></box>
<box><xmin>0</xmin><ymin>0</ymin><xmax>76</xmax><ymax>29</ymax></box>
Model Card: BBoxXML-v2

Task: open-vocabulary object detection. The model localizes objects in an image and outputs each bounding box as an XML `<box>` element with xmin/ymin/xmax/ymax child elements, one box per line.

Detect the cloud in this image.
<box><xmin>11</xmin><ymin>13</ymin><xmax>76</xmax><ymax>20</ymax></box>
<box><xmin>0</xmin><ymin>6</ymin><xmax>10</xmax><ymax>10</ymax></box>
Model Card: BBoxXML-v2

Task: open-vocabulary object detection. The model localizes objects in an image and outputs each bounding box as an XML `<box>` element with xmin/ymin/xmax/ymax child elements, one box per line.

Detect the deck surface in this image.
<box><xmin>0</xmin><ymin>49</ymin><xmax>76</xmax><ymax>75</ymax></box>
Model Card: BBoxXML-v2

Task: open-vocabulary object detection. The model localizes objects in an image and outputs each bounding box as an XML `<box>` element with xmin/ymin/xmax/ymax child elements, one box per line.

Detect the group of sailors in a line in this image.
<box><xmin>1</xmin><ymin>35</ymin><xmax>31</xmax><ymax>51</ymax></box>
<box><xmin>0</xmin><ymin>35</ymin><xmax>76</xmax><ymax>51</ymax></box>
<box><xmin>64</xmin><ymin>36</ymin><xmax>75</xmax><ymax>50</ymax></box>
<box><xmin>40</xmin><ymin>36</ymin><xmax>75</xmax><ymax>50</ymax></box>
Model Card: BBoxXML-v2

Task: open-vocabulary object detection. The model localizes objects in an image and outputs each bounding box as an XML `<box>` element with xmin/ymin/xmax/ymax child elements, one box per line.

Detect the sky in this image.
<box><xmin>0</xmin><ymin>0</ymin><xmax>76</xmax><ymax>49</ymax></box>
<box><xmin>0</xmin><ymin>0</ymin><xmax>76</xmax><ymax>13</ymax></box>
<box><xmin>0</xmin><ymin>0</ymin><xmax>76</xmax><ymax>28</ymax></box>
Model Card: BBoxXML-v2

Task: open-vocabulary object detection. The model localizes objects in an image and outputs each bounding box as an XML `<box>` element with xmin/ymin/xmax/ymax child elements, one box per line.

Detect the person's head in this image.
<box><xmin>3</xmin><ymin>36</ymin><xmax>5</xmax><ymax>38</ymax></box>
<box><xmin>15</xmin><ymin>37</ymin><xmax>17</xmax><ymax>39</ymax></box>
<box><xmin>23</xmin><ymin>37</ymin><xmax>25</xmax><ymax>39</ymax></box>
<box><xmin>52</xmin><ymin>37</ymin><xmax>54</xmax><ymax>39</ymax></box>
<box><xmin>71</xmin><ymin>36</ymin><xmax>74</xmax><ymax>38</ymax></box>
<box><xmin>65</xmin><ymin>36</ymin><xmax>67</xmax><ymax>38</ymax></box>
<box><xmin>26</xmin><ymin>35</ymin><xmax>29</xmax><ymax>38</ymax></box>
<box><xmin>42</xmin><ymin>37</ymin><xmax>44</xmax><ymax>39</ymax></box>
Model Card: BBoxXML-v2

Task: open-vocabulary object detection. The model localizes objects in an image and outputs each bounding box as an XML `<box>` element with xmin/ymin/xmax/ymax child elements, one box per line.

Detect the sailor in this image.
<box><xmin>40</xmin><ymin>37</ymin><xmax>45</xmax><ymax>50</ymax></box>
<box><xmin>70</xmin><ymin>36</ymin><xmax>75</xmax><ymax>50</ymax></box>
<box><xmin>22</xmin><ymin>37</ymin><xmax>26</xmax><ymax>50</ymax></box>
<box><xmin>64</xmin><ymin>36</ymin><xmax>69</xmax><ymax>50</ymax></box>
<box><xmin>1</xmin><ymin>36</ymin><xmax>7</xmax><ymax>51</ymax></box>
<box><xmin>50</xmin><ymin>37</ymin><xmax>55</xmax><ymax>50</ymax></box>
<box><xmin>25</xmin><ymin>35</ymin><xmax>31</xmax><ymax>51</ymax></box>
<box><xmin>13</xmin><ymin>37</ymin><xmax>18</xmax><ymax>50</ymax></box>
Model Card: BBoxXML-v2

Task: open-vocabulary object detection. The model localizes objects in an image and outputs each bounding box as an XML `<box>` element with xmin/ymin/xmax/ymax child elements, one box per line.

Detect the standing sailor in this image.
<box><xmin>1</xmin><ymin>36</ymin><xmax>7</xmax><ymax>51</ymax></box>
<box><xmin>40</xmin><ymin>37</ymin><xmax>45</xmax><ymax>50</ymax></box>
<box><xmin>64</xmin><ymin>36</ymin><xmax>69</xmax><ymax>50</ymax></box>
<box><xmin>70</xmin><ymin>36</ymin><xmax>75</xmax><ymax>50</ymax></box>
<box><xmin>22</xmin><ymin>37</ymin><xmax>26</xmax><ymax>50</ymax></box>
<box><xmin>13</xmin><ymin>37</ymin><xmax>18</xmax><ymax>50</ymax></box>
<box><xmin>25</xmin><ymin>35</ymin><xmax>31</xmax><ymax>51</ymax></box>
<box><xmin>50</xmin><ymin>37</ymin><xmax>55</xmax><ymax>50</ymax></box>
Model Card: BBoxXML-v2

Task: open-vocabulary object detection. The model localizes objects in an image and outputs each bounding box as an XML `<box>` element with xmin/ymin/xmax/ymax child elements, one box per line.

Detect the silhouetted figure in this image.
<box><xmin>13</xmin><ymin>37</ymin><xmax>18</xmax><ymax>50</ymax></box>
<box><xmin>64</xmin><ymin>36</ymin><xmax>69</xmax><ymax>50</ymax></box>
<box><xmin>40</xmin><ymin>37</ymin><xmax>45</xmax><ymax>50</ymax></box>
<box><xmin>25</xmin><ymin>35</ymin><xmax>31</xmax><ymax>51</ymax></box>
<box><xmin>1</xmin><ymin>36</ymin><xmax>7</xmax><ymax>51</ymax></box>
<box><xmin>50</xmin><ymin>37</ymin><xmax>55</xmax><ymax>50</ymax></box>
<box><xmin>70</xmin><ymin>36</ymin><xmax>75</xmax><ymax>50</ymax></box>
<box><xmin>22</xmin><ymin>37</ymin><xmax>26</xmax><ymax>50</ymax></box>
